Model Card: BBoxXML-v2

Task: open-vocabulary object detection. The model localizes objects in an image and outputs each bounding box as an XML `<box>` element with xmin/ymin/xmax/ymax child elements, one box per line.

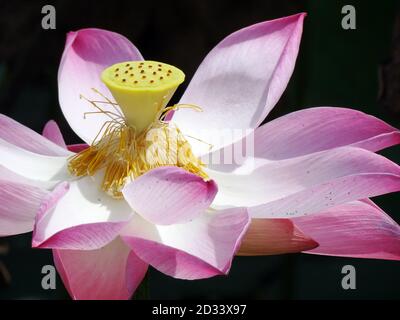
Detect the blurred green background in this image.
<box><xmin>0</xmin><ymin>0</ymin><xmax>399</xmax><ymax>299</ymax></box>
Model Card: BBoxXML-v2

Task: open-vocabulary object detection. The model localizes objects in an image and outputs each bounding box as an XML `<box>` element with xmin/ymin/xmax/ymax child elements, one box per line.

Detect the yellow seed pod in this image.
<box><xmin>101</xmin><ymin>61</ymin><xmax>185</xmax><ymax>133</ymax></box>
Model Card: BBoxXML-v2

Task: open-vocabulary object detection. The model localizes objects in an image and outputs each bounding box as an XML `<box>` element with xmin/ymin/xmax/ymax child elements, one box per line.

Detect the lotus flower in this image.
<box><xmin>1</xmin><ymin>13</ymin><xmax>399</xmax><ymax>300</ymax></box>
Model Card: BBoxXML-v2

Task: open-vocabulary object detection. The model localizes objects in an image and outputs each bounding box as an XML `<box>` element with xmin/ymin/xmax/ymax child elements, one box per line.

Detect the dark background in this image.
<box><xmin>0</xmin><ymin>0</ymin><xmax>399</xmax><ymax>299</ymax></box>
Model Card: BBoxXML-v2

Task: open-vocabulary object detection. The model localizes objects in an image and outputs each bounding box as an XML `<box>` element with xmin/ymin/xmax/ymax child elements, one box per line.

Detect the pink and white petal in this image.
<box><xmin>53</xmin><ymin>238</ymin><xmax>148</xmax><ymax>300</ymax></box>
<box><xmin>0</xmin><ymin>180</ymin><xmax>48</xmax><ymax>236</ymax></box>
<box><xmin>237</xmin><ymin>218</ymin><xmax>318</xmax><ymax>256</ymax></box>
<box><xmin>0</xmin><ymin>138</ymin><xmax>70</xmax><ymax>183</ymax></box>
<box><xmin>173</xmin><ymin>13</ymin><xmax>305</xmax><ymax>155</ymax></box>
<box><xmin>210</xmin><ymin>147</ymin><xmax>400</xmax><ymax>209</ymax></box>
<box><xmin>122</xmin><ymin>166</ymin><xmax>217</xmax><ymax>225</ymax></box>
<box><xmin>0</xmin><ymin>165</ymin><xmax>55</xmax><ymax>190</ymax></box>
<box><xmin>253</xmin><ymin>107</ymin><xmax>400</xmax><ymax>160</ymax></box>
<box><xmin>42</xmin><ymin>120</ymin><xmax>67</xmax><ymax>149</ymax></box>
<box><xmin>32</xmin><ymin>175</ymin><xmax>133</xmax><ymax>250</ymax></box>
<box><xmin>58</xmin><ymin>28</ymin><xmax>143</xmax><ymax>144</ymax></box>
<box><xmin>293</xmin><ymin>200</ymin><xmax>400</xmax><ymax>261</ymax></box>
<box><xmin>207</xmin><ymin>107</ymin><xmax>400</xmax><ymax>173</ymax></box>
<box><xmin>249</xmin><ymin>174</ymin><xmax>400</xmax><ymax>218</ymax></box>
<box><xmin>0</xmin><ymin>114</ymin><xmax>71</xmax><ymax>156</ymax></box>
<box><xmin>41</xmin><ymin>120</ymin><xmax>90</xmax><ymax>153</ymax></box>
<box><xmin>121</xmin><ymin>208</ymin><xmax>250</xmax><ymax>280</ymax></box>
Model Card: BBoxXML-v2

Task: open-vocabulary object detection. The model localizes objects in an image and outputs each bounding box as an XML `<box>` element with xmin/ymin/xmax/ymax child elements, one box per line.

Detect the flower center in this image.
<box><xmin>68</xmin><ymin>61</ymin><xmax>208</xmax><ymax>199</ymax></box>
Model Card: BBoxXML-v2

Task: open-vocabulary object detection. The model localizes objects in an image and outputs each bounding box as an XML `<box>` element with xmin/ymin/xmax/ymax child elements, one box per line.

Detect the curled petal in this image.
<box><xmin>121</xmin><ymin>208</ymin><xmax>250</xmax><ymax>280</ymax></box>
<box><xmin>53</xmin><ymin>238</ymin><xmax>148</xmax><ymax>300</ymax></box>
<box><xmin>122</xmin><ymin>166</ymin><xmax>217</xmax><ymax>225</ymax></box>
<box><xmin>293</xmin><ymin>200</ymin><xmax>400</xmax><ymax>261</ymax></box>
<box><xmin>237</xmin><ymin>218</ymin><xmax>318</xmax><ymax>256</ymax></box>
<box><xmin>58</xmin><ymin>28</ymin><xmax>143</xmax><ymax>144</ymax></box>
<box><xmin>173</xmin><ymin>13</ymin><xmax>306</xmax><ymax>155</ymax></box>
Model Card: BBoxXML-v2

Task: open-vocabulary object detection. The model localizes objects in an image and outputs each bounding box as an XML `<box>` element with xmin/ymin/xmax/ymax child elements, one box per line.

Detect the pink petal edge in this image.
<box><xmin>293</xmin><ymin>199</ymin><xmax>400</xmax><ymax>261</ymax></box>
<box><xmin>121</xmin><ymin>208</ymin><xmax>250</xmax><ymax>280</ymax></box>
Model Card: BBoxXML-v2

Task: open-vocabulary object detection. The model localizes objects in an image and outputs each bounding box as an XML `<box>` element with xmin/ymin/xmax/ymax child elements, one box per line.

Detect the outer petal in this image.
<box><xmin>42</xmin><ymin>120</ymin><xmax>67</xmax><ymax>149</ymax></box>
<box><xmin>122</xmin><ymin>166</ymin><xmax>217</xmax><ymax>225</ymax></box>
<box><xmin>58</xmin><ymin>28</ymin><xmax>143</xmax><ymax>144</ymax></box>
<box><xmin>0</xmin><ymin>114</ymin><xmax>70</xmax><ymax>156</ymax></box>
<box><xmin>253</xmin><ymin>107</ymin><xmax>400</xmax><ymax>160</ymax></box>
<box><xmin>53</xmin><ymin>238</ymin><xmax>148</xmax><ymax>300</ymax></box>
<box><xmin>237</xmin><ymin>218</ymin><xmax>318</xmax><ymax>256</ymax></box>
<box><xmin>250</xmin><ymin>174</ymin><xmax>400</xmax><ymax>218</ymax></box>
<box><xmin>121</xmin><ymin>208</ymin><xmax>250</xmax><ymax>280</ymax></box>
<box><xmin>207</xmin><ymin>107</ymin><xmax>400</xmax><ymax>172</ymax></box>
<box><xmin>0</xmin><ymin>165</ymin><xmax>55</xmax><ymax>190</ymax></box>
<box><xmin>207</xmin><ymin>147</ymin><xmax>400</xmax><ymax>217</ymax></box>
<box><xmin>32</xmin><ymin>175</ymin><xmax>133</xmax><ymax>250</ymax></box>
<box><xmin>173</xmin><ymin>13</ymin><xmax>305</xmax><ymax>155</ymax></box>
<box><xmin>0</xmin><ymin>180</ymin><xmax>48</xmax><ymax>236</ymax></box>
<box><xmin>0</xmin><ymin>164</ymin><xmax>56</xmax><ymax>237</ymax></box>
<box><xmin>0</xmin><ymin>138</ymin><xmax>70</xmax><ymax>182</ymax></box>
<box><xmin>293</xmin><ymin>200</ymin><xmax>400</xmax><ymax>261</ymax></box>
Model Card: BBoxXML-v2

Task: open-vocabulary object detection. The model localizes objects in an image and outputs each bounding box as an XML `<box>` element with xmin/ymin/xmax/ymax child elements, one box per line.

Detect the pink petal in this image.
<box><xmin>237</xmin><ymin>218</ymin><xmax>318</xmax><ymax>256</ymax></box>
<box><xmin>0</xmin><ymin>138</ymin><xmax>70</xmax><ymax>183</ymax></box>
<box><xmin>254</xmin><ymin>107</ymin><xmax>400</xmax><ymax>160</ymax></box>
<box><xmin>0</xmin><ymin>114</ymin><xmax>70</xmax><ymax>156</ymax></box>
<box><xmin>172</xmin><ymin>13</ymin><xmax>305</xmax><ymax>155</ymax></box>
<box><xmin>42</xmin><ymin>120</ymin><xmax>67</xmax><ymax>149</ymax></box>
<box><xmin>293</xmin><ymin>200</ymin><xmax>400</xmax><ymax>261</ymax></box>
<box><xmin>250</xmin><ymin>174</ymin><xmax>400</xmax><ymax>218</ymax></box>
<box><xmin>0</xmin><ymin>165</ymin><xmax>55</xmax><ymax>189</ymax></box>
<box><xmin>121</xmin><ymin>208</ymin><xmax>250</xmax><ymax>280</ymax></box>
<box><xmin>208</xmin><ymin>107</ymin><xmax>400</xmax><ymax>172</ymax></box>
<box><xmin>32</xmin><ymin>176</ymin><xmax>133</xmax><ymax>250</ymax></box>
<box><xmin>0</xmin><ymin>179</ymin><xmax>48</xmax><ymax>236</ymax></box>
<box><xmin>207</xmin><ymin>147</ymin><xmax>400</xmax><ymax>216</ymax></box>
<box><xmin>41</xmin><ymin>120</ymin><xmax>90</xmax><ymax>153</ymax></box>
<box><xmin>67</xmin><ymin>143</ymin><xmax>89</xmax><ymax>153</ymax></box>
<box><xmin>122</xmin><ymin>166</ymin><xmax>217</xmax><ymax>225</ymax></box>
<box><xmin>53</xmin><ymin>237</ymin><xmax>148</xmax><ymax>300</ymax></box>
<box><xmin>58</xmin><ymin>28</ymin><xmax>143</xmax><ymax>144</ymax></box>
